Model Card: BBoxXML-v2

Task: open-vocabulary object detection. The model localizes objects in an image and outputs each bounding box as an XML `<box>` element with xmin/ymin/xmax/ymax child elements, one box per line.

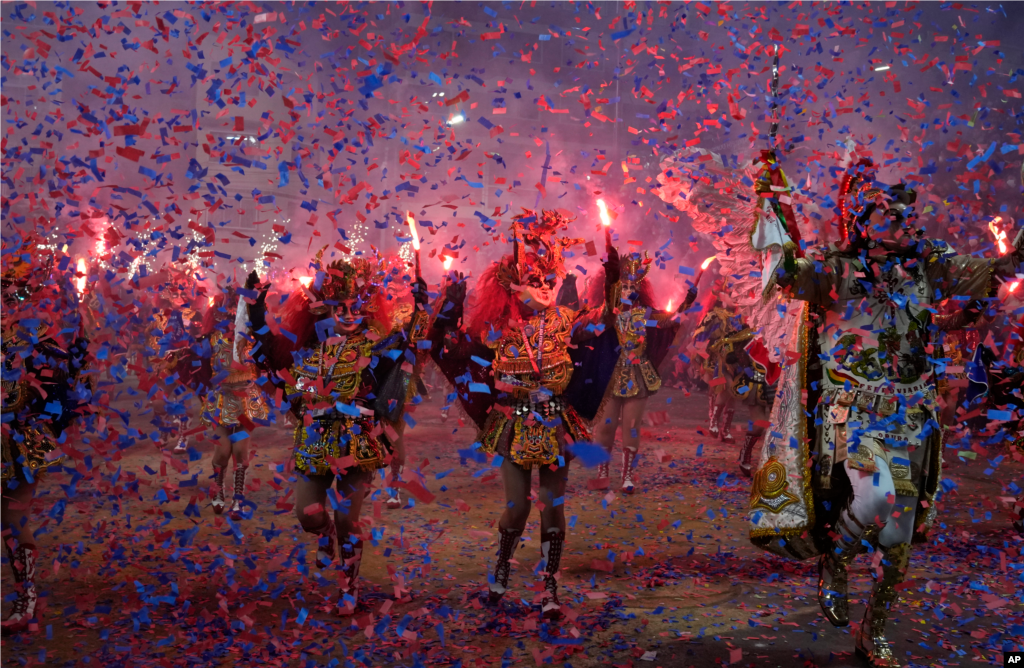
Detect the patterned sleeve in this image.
<box><xmin>776</xmin><ymin>254</ymin><xmax>843</xmax><ymax>307</ymax></box>
<box><xmin>924</xmin><ymin>248</ymin><xmax>995</xmax><ymax>299</ymax></box>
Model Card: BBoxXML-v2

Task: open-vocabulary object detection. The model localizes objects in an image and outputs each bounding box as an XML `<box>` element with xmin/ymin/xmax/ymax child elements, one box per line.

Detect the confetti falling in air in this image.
<box><xmin>2</xmin><ymin>1</ymin><xmax>1024</xmax><ymax>666</ymax></box>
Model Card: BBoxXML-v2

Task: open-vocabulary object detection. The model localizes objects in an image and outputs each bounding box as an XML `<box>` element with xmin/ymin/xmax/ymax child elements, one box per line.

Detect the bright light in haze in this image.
<box><xmin>597</xmin><ymin>199</ymin><xmax>611</xmax><ymax>227</ymax></box>
<box><xmin>989</xmin><ymin>217</ymin><xmax>1009</xmax><ymax>255</ymax></box>
<box><xmin>448</xmin><ymin>114</ymin><xmax>465</xmax><ymax>125</ymax></box>
<box><xmin>298</xmin><ymin>276</ymin><xmax>313</xmax><ymax>288</ymax></box>
<box><xmin>407</xmin><ymin>213</ymin><xmax>420</xmax><ymax>250</ymax></box>
<box><xmin>667</xmin><ymin>299</ymin><xmax>673</xmax><ymax>311</ymax></box>
<box><xmin>76</xmin><ymin>258</ymin><xmax>86</xmax><ymax>294</ymax></box>
<box><xmin>443</xmin><ymin>256</ymin><xmax>453</xmax><ymax>270</ymax></box>
<box><xmin>701</xmin><ymin>256</ymin><xmax>716</xmax><ymax>270</ymax></box>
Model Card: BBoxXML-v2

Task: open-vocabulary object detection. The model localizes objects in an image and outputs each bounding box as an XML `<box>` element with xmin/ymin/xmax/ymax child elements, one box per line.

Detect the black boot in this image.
<box><xmin>487</xmin><ymin>526</ymin><xmax>523</xmax><ymax>605</ymax></box>
<box><xmin>336</xmin><ymin>539</ymin><xmax>362</xmax><ymax>616</ymax></box>
<box><xmin>540</xmin><ymin>529</ymin><xmax>566</xmax><ymax>619</ymax></box>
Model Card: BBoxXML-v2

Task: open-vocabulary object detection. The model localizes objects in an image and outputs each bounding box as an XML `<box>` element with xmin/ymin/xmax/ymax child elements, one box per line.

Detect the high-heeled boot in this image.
<box><xmin>1</xmin><ymin>543</ymin><xmax>38</xmax><ymax>636</ymax></box>
<box><xmin>173</xmin><ymin>416</ymin><xmax>190</xmax><ymax>453</ymax></box>
<box><xmin>818</xmin><ymin>502</ymin><xmax>882</xmax><ymax>627</ymax></box>
<box><xmin>708</xmin><ymin>396</ymin><xmax>722</xmax><ymax>439</ymax></box>
<box><xmin>720</xmin><ymin>407</ymin><xmax>735</xmax><ymax>444</ymax></box>
<box><xmin>487</xmin><ymin>526</ymin><xmax>523</xmax><ymax>605</ymax></box>
<box><xmin>738</xmin><ymin>432</ymin><xmax>759</xmax><ymax>477</ymax></box>
<box><xmin>229</xmin><ymin>465</ymin><xmax>247</xmax><ymax>520</ymax></box>
<box><xmin>211</xmin><ymin>466</ymin><xmax>227</xmax><ymax>514</ymax></box>
<box><xmin>620</xmin><ymin>447</ymin><xmax>638</xmax><ymax>494</ymax></box>
<box><xmin>596</xmin><ymin>445</ymin><xmax>612</xmax><ymax>482</ymax></box>
<box><xmin>539</xmin><ymin>529</ymin><xmax>566</xmax><ymax>619</ymax></box>
<box><xmin>336</xmin><ymin>540</ymin><xmax>362</xmax><ymax>616</ymax></box>
<box><xmin>386</xmin><ymin>464</ymin><xmax>403</xmax><ymax>510</ymax></box>
<box><xmin>855</xmin><ymin>542</ymin><xmax>910</xmax><ymax>668</ymax></box>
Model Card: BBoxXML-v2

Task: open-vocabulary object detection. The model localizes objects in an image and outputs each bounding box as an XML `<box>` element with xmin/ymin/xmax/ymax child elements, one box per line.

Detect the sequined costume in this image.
<box><xmin>251</xmin><ymin>247</ymin><xmax>428</xmax><ymax>615</ymax></box>
<box><xmin>477</xmin><ymin>304</ymin><xmax>592</xmax><ymax>468</ymax></box>
<box><xmin>201</xmin><ymin>298</ymin><xmax>270</xmax><ymax>429</ymax></box>
<box><xmin>603</xmin><ymin>253</ymin><xmax>681</xmax><ymax>401</ymax></box>
<box><xmin>745</xmin><ymin>161</ymin><xmax>1024</xmax><ymax>668</ymax></box>
<box><xmin>2</xmin><ymin>239</ymin><xmax>89</xmax><ymax>635</ymax></box>
<box><xmin>1</xmin><ymin>323</ymin><xmax>70</xmax><ymax>483</ymax></box>
<box><xmin>430</xmin><ymin>209</ymin><xmax>599</xmax><ymax>617</ymax></box>
<box><xmin>288</xmin><ymin>325</ymin><xmax>396</xmax><ymax>473</ymax></box>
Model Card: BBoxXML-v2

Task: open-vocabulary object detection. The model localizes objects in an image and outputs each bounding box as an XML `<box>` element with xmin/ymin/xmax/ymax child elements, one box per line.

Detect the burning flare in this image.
<box><xmin>407</xmin><ymin>212</ymin><xmax>421</xmax><ymax>251</ymax></box>
<box><xmin>443</xmin><ymin>256</ymin><xmax>453</xmax><ymax>270</ymax></box>
<box><xmin>597</xmin><ymin>199</ymin><xmax>611</xmax><ymax>227</ymax></box>
<box><xmin>701</xmin><ymin>256</ymin><xmax>716</xmax><ymax>271</ymax></box>
<box><xmin>298</xmin><ymin>276</ymin><xmax>314</xmax><ymax>288</ymax></box>
<box><xmin>989</xmin><ymin>217</ymin><xmax>1009</xmax><ymax>255</ymax></box>
<box><xmin>75</xmin><ymin>258</ymin><xmax>87</xmax><ymax>295</ymax></box>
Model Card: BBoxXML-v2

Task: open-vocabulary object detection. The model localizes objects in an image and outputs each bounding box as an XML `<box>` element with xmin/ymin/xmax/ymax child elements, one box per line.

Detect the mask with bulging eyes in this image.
<box><xmin>619</xmin><ymin>281</ymin><xmax>641</xmax><ymax>306</ymax></box>
<box><xmin>332</xmin><ymin>298</ymin><xmax>364</xmax><ymax>333</ymax></box>
<box><xmin>518</xmin><ymin>273</ymin><xmax>557</xmax><ymax>310</ymax></box>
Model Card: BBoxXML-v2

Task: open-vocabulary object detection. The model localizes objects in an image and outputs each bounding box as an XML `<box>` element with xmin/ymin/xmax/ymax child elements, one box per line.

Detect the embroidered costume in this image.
<box><xmin>744</xmin><ymin>158</ymin><xmax>1024</xmax><ymax>668</ymax></box>
<box><xmin>430</xmin><ymin>209</ymin><xmax>601</xmax><ymax>618</ymax></box>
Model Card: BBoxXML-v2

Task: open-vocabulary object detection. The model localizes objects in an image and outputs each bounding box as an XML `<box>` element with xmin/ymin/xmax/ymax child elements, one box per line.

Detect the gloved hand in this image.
<box><xmin>440</xmin><ymin>273</ymin><xmax>466</xmax><ymax>325</ymax></box>
<box><xmin>413</xmin><ymin>276</ymin><xmax>429</xmax><ymax>307</ymax></box>
<box><xmin>604</xmin><ymin>244</ymin><xmax>620</xmax><ymax>285</ymax></box>
<box><xmin>679</xmin><ymin>285</ymin><xmax>699</xmax><ymax>313</ymax></box>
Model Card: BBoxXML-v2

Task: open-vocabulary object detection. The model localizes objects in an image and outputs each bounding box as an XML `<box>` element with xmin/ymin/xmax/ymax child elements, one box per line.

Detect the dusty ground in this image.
<box><xmin>2</xmin><ymin>380</ymin><xmax>1023</xmax><ymax>668</ymax></box>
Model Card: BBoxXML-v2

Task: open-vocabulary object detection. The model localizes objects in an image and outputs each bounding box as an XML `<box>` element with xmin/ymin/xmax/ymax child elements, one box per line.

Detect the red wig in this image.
<box><xmin>467</xmin><ymin>256</ymin><xmax>518</xmax><ymax>342</ymax></box>
<box><xmin>200</xmin><ymin>293</ymin><xmax>232</xmax><ymax>336</ymax></box>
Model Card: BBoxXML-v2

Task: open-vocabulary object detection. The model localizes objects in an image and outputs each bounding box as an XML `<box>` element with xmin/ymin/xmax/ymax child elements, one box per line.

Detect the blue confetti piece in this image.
<box><xmin>566</xmin><ymin>442</ymin><xmax>609</xmax><ymax>468</ymax></box>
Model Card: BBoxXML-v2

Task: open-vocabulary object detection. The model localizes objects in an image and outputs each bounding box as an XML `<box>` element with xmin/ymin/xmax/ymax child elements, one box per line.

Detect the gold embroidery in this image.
<box><xmin>749</xmin><ymin>456</ymin><xmax>799</xmax><ymax>513</ymax></box>
<box><xmin>510</xmin><ymin>419</ymin><xmax>560</xmax><ymax>469</ymax></box>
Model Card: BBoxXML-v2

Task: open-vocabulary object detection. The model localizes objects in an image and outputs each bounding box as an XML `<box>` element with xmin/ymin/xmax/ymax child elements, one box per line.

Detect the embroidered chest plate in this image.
<box><xmin>293</xmin><ymin>335</ymin><xmax>371</xmax><ymax>403</ymax></box>
<box><xmin>492</xmin><ymin>306</ymin><xmax>575</xmax><ymax>396</ymax></box>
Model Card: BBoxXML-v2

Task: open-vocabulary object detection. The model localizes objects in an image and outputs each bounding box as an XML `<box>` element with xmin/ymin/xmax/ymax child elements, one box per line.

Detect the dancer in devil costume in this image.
<box><xmin>430</xmin><ymin>209</ymin><xmax>601</xmax><ymax>618</ymax></box>
<box><xmin>756</xmin><ymin>161</ymin><xmax>1024</xmax><ymax>667</ymax></box>
<box><xmin>565</xmin><ymin>243</ymin><xmax>695</xmax><ymax>493</ymax></box>
<box><xmin>690</xmin><ymin>293</ymin><xmax>780</xmax><ymax>476</ymax></box>
<box><xmin>251</xmin><ymin>248</ymin><xmax>428</xmax><ymax>614</ymax></box>
<box><xmin>1</xmin><ymin>241</ymin><xmax>87</xmax><ymax>635</ymax></box>
<box><xmin>200</xmin><ymin>271</ymin><xmax>271</xmax><ymax>520</ymax></box>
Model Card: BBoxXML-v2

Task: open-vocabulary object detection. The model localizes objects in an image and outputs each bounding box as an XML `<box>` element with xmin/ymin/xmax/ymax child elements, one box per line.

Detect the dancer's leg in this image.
<box><xmin>1</xmin><ymin>480</ymin><xmax>39</xmax><ymax>634</ymax></box>
<box><xmin>488</xmin><ymin>459</ymin><xmax>532</xmax><ymax>602</ymax></box>
<box><xmin>619</xmin><ymin>397</ymin><xmax>646</xmax><ymax>493</ymax></box>
<box><xmin>537</xmin><ymin>462</ymin><xmax>569</xmax><ymax>617</ymax></box>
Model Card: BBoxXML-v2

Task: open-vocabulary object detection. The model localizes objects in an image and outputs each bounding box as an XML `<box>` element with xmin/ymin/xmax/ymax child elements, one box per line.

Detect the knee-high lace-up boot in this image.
<box><xmin>487</xmin><ymin>526</ymin><xmax>523</xmax><ymax>605</ymax></box>
<box><xmin>229</xmin><ymin>465</ymin><xmax>247</xmax><ymax>520</ymax></box>
<box><xmin>1</xmin><ymin>543</ymin><xmax>38</xmax><ymax>636</ymax></box>
<box><xmin>539</xmin><ymin>530</ymin><xmax>566</xmax><ymax>620</ymax></box>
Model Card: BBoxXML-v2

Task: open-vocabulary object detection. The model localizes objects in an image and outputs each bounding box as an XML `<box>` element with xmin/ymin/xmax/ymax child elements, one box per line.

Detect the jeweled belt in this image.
<box><xmin>504</xmin><ymin>396</ymin><xmax>566</xmax><ymax>419</ymax></box>
<box><xmin>823</xmin><ymin>386</ymin><xmax>936</xmax><ymax>417</ymax></box>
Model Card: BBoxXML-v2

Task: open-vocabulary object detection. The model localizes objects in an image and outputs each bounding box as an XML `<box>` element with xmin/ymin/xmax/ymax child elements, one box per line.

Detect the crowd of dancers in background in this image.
<box><xmin>4</xmin><ymin>152</ymin><xmax>1024</xmax><ymax>668</ymax></box>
